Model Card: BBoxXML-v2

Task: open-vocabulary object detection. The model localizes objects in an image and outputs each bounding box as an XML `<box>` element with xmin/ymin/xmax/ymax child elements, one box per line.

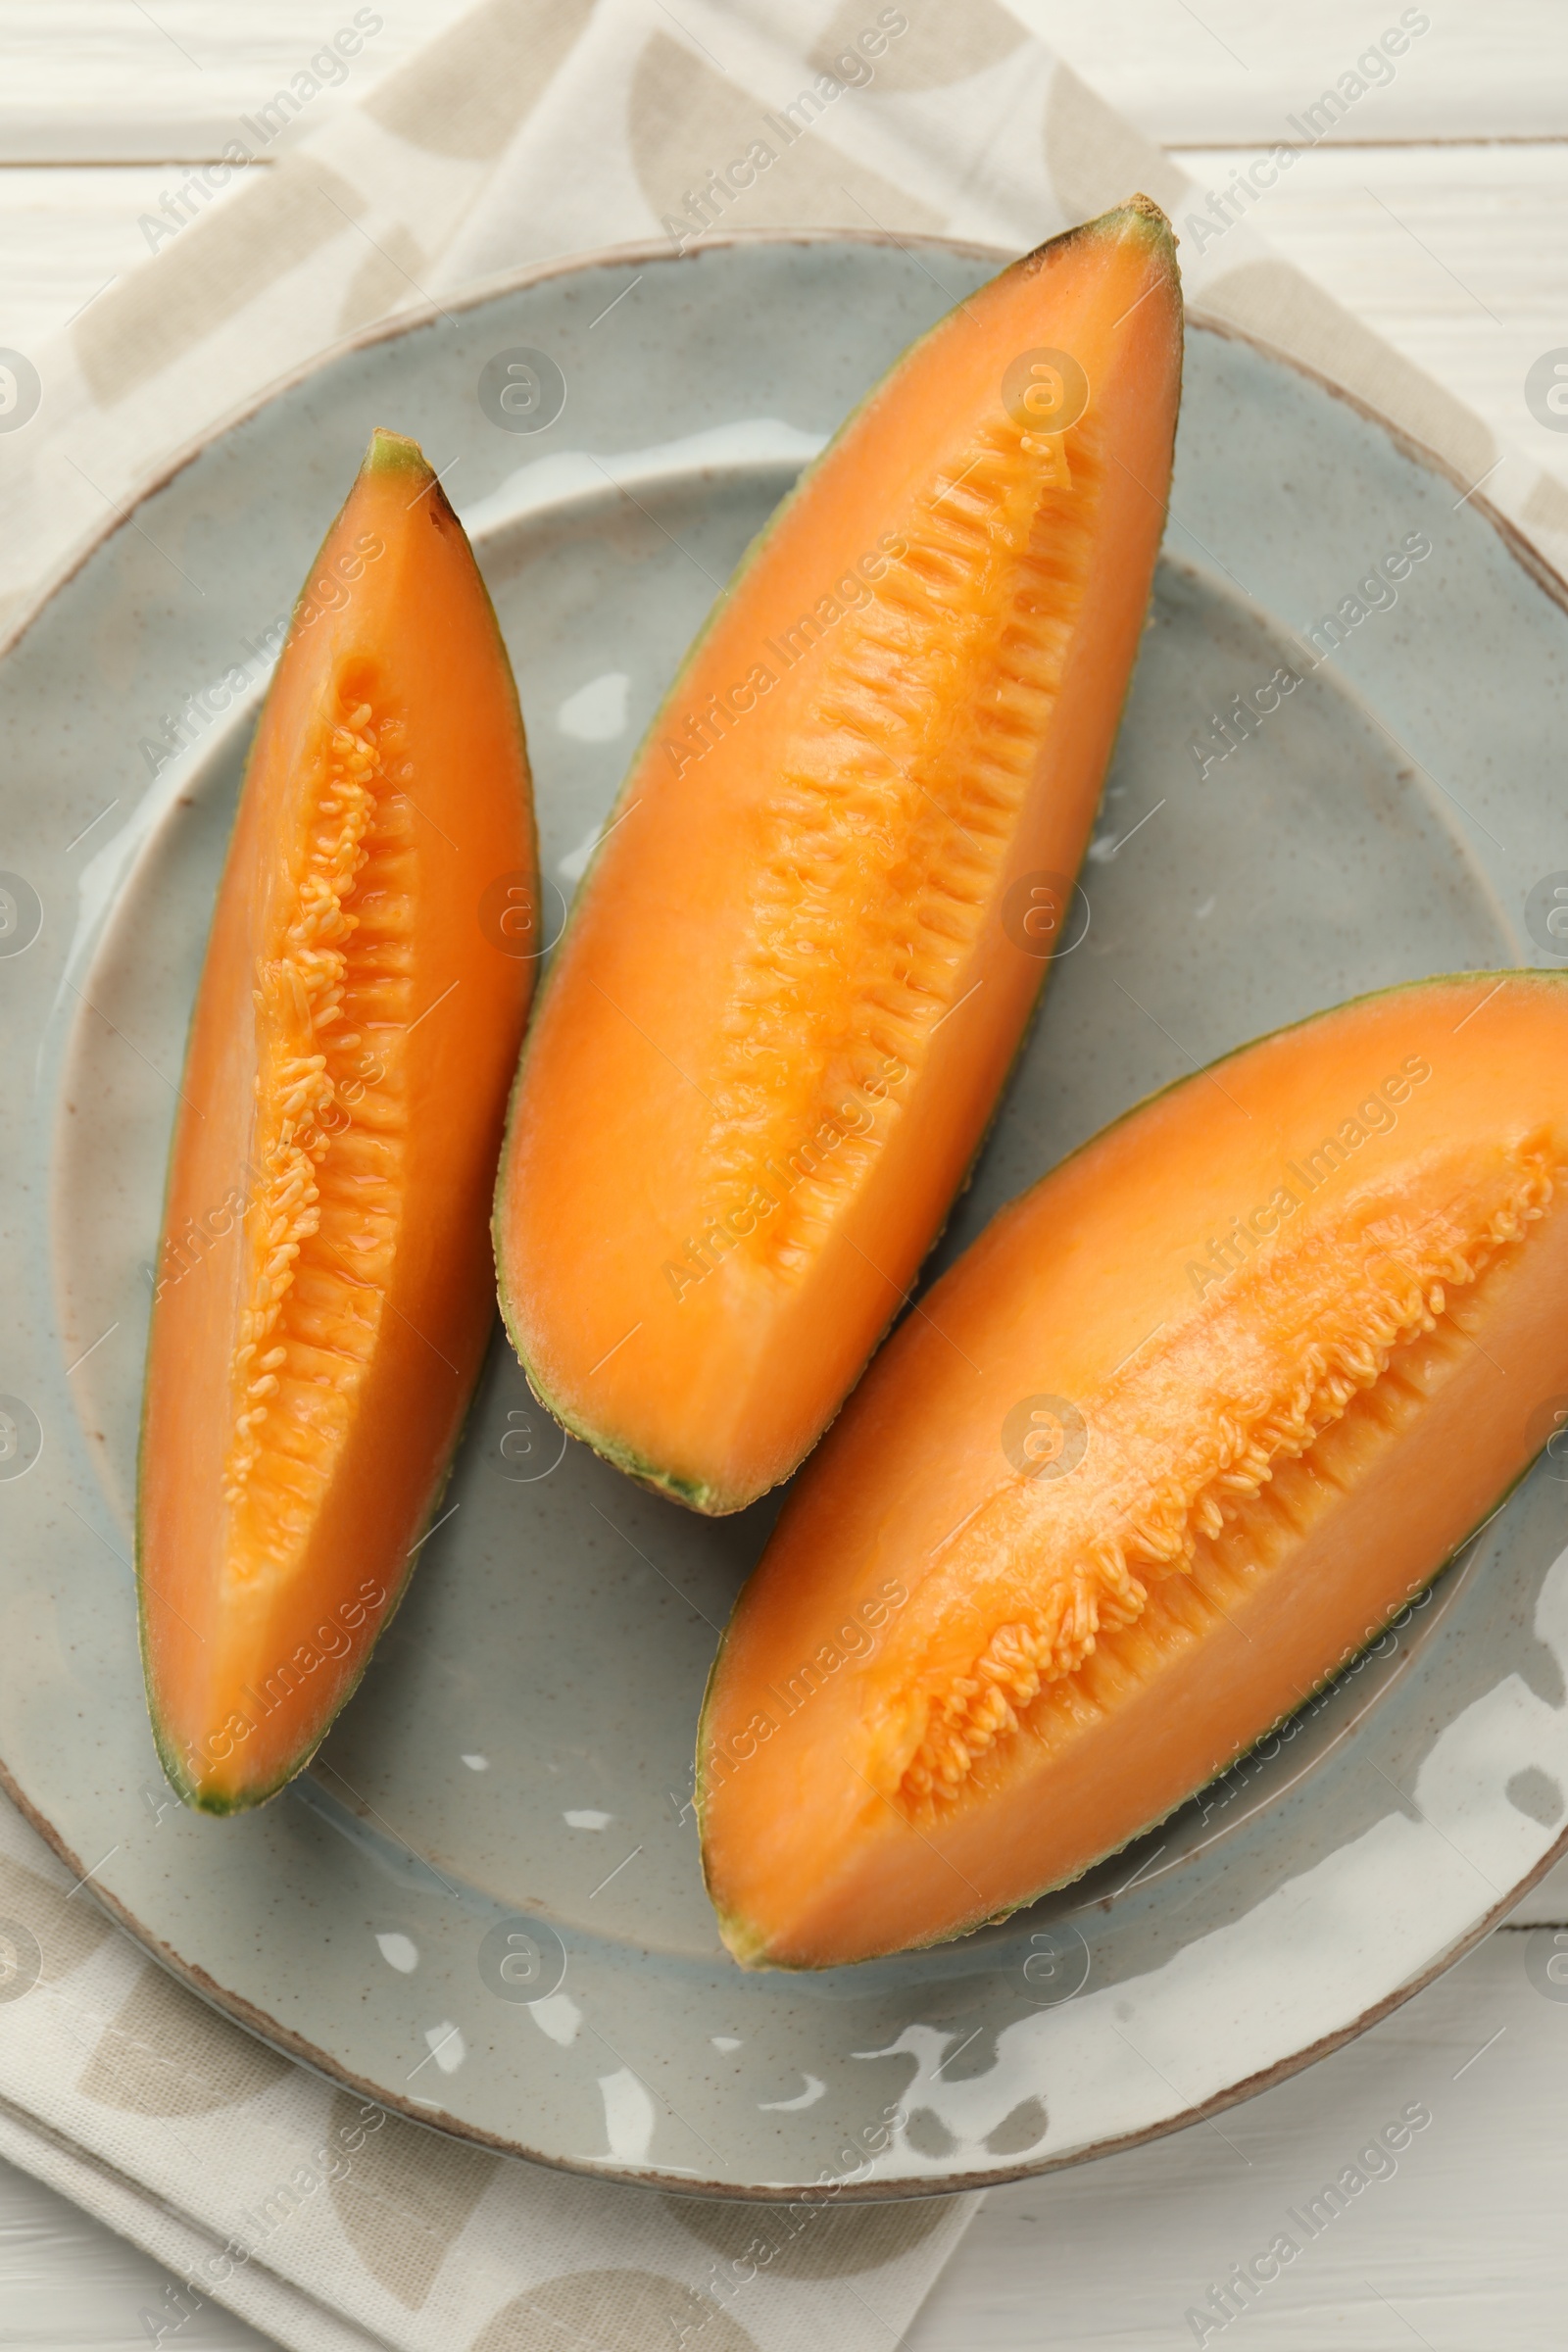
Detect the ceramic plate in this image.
<box><xmin>4</xmin><ymin>231</ymin><xmax>1568</xmax><ymax>2200</ymax></box>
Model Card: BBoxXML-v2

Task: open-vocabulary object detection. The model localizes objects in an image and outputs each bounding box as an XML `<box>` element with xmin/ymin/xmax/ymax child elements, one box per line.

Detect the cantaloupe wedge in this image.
<box><xmin>496</xmin><ymin>198</ymin><xmax>1184</xmax><ymax>1514</ymax></box>
<box><xmin>700</xmin><ymin>974</ymin><xmax>1568</xmax><ymax>1966</ymax></box>
<box><xmin>138</xmin><ymin>431</ymin><xmax>535</xmax><ymax>1813</ymax></box>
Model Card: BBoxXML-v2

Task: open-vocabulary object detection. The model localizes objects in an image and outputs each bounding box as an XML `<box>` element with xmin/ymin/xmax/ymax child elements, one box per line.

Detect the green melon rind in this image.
<box><xmin>492</xmin><ymin>198</ymin><xmax>1182</xmax><ymax>1518</ymax></box>
<box><xmin>135</xmin><ymin>430</ymin><xmax>538</xmax><ymax>1816</ymax></box>
<box><xmin>364</xmin><ymin>425</ymin><xmax>426</xmax><ymax>474</ymax></box>
<box><xmin>699</xmin><ymin>965</ymin><xmax>1568</xmax><ymax>1967</ymax></box>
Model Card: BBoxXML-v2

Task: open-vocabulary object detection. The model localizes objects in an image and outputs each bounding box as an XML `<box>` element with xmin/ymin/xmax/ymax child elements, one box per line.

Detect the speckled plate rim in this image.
<box><xmin>3</xmin><ymin>228</ymin><xmax>1568</xmax><ymax>2200</ymax></box>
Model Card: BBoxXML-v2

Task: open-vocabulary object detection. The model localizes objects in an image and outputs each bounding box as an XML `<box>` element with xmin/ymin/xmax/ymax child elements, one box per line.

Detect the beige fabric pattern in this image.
<box><xmin>362</xmin><ymin>0</ymin><xmax>597</xmax><ymax>158</ymax></box>
<box><xmin>324</xmin><ymin>2091</ymin><xmax>499</xmax><ymax>2312</ymax></box>
<box><xmin>628</xmin><ymin>32</ymin><xmax>946</xmax><ymax>242</ymax></box>
<box><xmin>1042</xmin><ymin>60</ymin><xmax>1190</xmax><ymax>223</ymax></box>
<box><xmin>667</xmin><ymin>2184</ymin><xmax>958</xmax><ymax>2277</ymax></box>
<box><xmin>0</xmin><ymin>4</ymin><xmax>1561</xmax><ymax>2349</ymax></box>
<box><xmin>0</xmin><ymin>1800</ymin><xmax>974</xmax><ymax>2350</ymax></box>
<box><xmin>1200</xmin><ymin>256</ymin><xmax>1497</xmax><ymax>487</ymax></box>
<box><xmin>0</xmin><ymin>1848</ymin><xmax>113</xmax><ymax>1982</ymax></box>
<box><xmin>74</xmin><ymin>157</ymin><xmax>369</xmax><ymax>405</ymax></box>
<box><xmin>808</xmin><ymin>0</ymin><xmax>1026</xmax><ymax>93</ymax></box>
<box><xmin>471</xmin><ymin>2269</ymin><xmax>762</xmax><ymax>2350</ymax></box>
<box><xmin>76</xmin><ymin>1964</ymin><xmax>293</xmax><ymax>2117</ymax></box>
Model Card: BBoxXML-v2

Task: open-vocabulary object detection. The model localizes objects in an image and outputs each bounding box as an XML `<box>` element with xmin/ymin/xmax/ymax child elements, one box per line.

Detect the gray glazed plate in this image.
<box><xmin>3</xmin><ymin>231</ymin><xmax>1568</xmax><ymax>2199</ymax></box>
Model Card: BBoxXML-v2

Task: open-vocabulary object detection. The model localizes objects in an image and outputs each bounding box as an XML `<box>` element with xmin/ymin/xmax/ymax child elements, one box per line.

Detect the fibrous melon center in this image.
<box><xmin>880</xmin><ymin>1150</ymin><xmax>1557</xmax><ymax>1813</ymax></box>
<box><xmin>221</xmin><ymin>689</ymin><xmax>415</xmax><ymax>1586</ymax></box>
<box><xmin>706</xmin><ymin>408</ymin><xmax>1105</xmax><ymax>1279</ymax></box>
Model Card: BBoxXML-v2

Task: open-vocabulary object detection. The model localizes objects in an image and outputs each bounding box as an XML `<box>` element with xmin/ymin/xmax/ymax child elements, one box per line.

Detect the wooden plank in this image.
<box><xmin>0</xmin><ymin>164</ymin><xmax>258</xmax><ymax>351</ymax></box>
<box><xmin>1016</xmin><ymin>0</ymin><xmax>1568</xmax><ymax>146</ymax></box>
<box><xmin>0</xmin><ymin>0</ymin><xmax>468</xmax><ymax>160</ymax></box>
<box><xmin>1173</xmin><ymin>139</ymin><xmax>1568</xmax><ymax>488</ymax></box>
<box><xmin>1</xmin><ymin>0</ymin><xmax>1566</xmax><ymax>159</ymax></box>
<box><xmin>907</xmin><ymin>1926</ymin><xmax>1568</xmax><ymax>2351</ymax></box>
<box><xmin>1512</xmin><ymin>1851</ymin><xmax>1568</xmax><ymax>1924</ymax></box>
<box><xmin>0</xmin><ymin>2155</ymin><xmax>274</xmax><ymax>2347</ymax></box>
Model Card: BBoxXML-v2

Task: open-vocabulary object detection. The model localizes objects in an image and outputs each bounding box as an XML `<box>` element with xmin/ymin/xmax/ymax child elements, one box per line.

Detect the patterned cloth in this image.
<box><xmin>0</xmin><ymin>3</ymin><xmax>1557</xmax><ymax>2347</ymax></box>
<box><xmin>0</xmin><ymin>1775</ymin><xmax>974</xmax><ymax>2346</ymax></box>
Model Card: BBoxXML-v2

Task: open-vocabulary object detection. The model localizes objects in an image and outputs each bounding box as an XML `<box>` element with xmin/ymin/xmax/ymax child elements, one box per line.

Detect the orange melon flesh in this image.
<box><xmin>138</xmin><ymin>430</ymin><xmax>535</xmax><ymax>1812</ymax></box>
<box><xmin>496</xmin><ymin>198</ymin><xmax>1183</xmax><ymax>1514</ymax></box>
<box><xmin>700</xmin><ymin>974</ymin><xmax>1568</xmax><ymax>1966</ymax></box>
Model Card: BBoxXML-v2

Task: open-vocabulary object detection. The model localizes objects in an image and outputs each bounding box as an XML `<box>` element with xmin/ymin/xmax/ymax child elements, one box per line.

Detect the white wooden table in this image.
<box><xmin>3</xmin><ymin>4</ymin><xmax>1567</xmax><ymax>2342</ymax></box>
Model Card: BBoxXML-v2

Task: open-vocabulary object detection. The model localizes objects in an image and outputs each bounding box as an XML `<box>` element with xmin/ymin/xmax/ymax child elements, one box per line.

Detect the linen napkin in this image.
<box><xmin>0</xmin><ymin>4</ymin><xmax>1561</xmax><ymax>2349</ymax></box>
<box><xmin>0</xmin><ymin>1774</ymin><xmax>974</xmax><ymax>2352</ymax></box>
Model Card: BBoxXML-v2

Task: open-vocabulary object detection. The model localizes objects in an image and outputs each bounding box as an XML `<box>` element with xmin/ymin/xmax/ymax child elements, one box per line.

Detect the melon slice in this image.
<box><xmin>137</xmin><ymin>430</ymin><xmax>536</xmax><ymax>1812</ymax></box>
<box><xmin>699</xmin><ymin>973</ymin><xmax>1568</xmax><ymax>1965</ymax></box>
<box><xmin>496</xmin><ymin>197</ymin><xmax>1184</xmax><ymax>1514</ymax></box>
